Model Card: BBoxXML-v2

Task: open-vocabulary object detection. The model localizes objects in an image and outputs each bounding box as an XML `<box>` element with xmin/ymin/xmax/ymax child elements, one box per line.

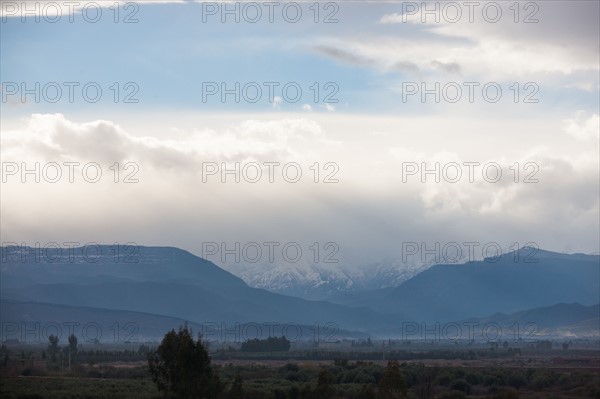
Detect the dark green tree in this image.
<box><xmin>68</xmin><ymin>333</ymin><xmax>78</xmax><ymax>368</ymax></box>
<box><xmin>148</xmin><ymin>325</ymin><xmax>222</xmax><ymax>399</ymax></box>
<box><xmin>138</xmin><ymin>344</ymin><xmax>150</xmax><ymax>355</ymax></box>
<box><xmin>416</xmin><ymin>365</ymin><xmax>437</xmax><ymax>399</ymax></box>
<box><xmin>359</xmin><ymin>384</ymin><xmax>377</xmax><ymax>399</ymax></box>
<box><xmin>378</xmin><ymin>361</ymin><xmax>407</xmax><ymax>399</ymax></box>
<box><xmin>47</xmin><ymin>334</ymin><xmax>60</xmax><ymax>363</ymax></box>
<box><xmin>228</xmin><ymin>374</ymin><xmax>244</xmax><ymax>399</ymax></box>
<box><xmin>312</xmin><ymin>369</ymin><xmax>335</xmax><ymax>399</ymax></box>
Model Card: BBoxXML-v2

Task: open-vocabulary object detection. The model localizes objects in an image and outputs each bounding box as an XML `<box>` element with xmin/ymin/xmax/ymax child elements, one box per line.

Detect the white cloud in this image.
<box><xmin>564</xmin><ymin>111</ymin><xmax>600</xmax><ymax>141</ymax></box>
<box><xmin>1</xmin><ymin>112</ymin><xmax>598</xmax><ymax>263</ymax></box>
<box><xmin>318</xmin><ymin>1</ymin><xmax>599</xmax><ymax>85</ymax></box>
<box><xmin>1</xmin><ymin>113</ymin><xmax>335</xmax><ymax>168</ymax></box>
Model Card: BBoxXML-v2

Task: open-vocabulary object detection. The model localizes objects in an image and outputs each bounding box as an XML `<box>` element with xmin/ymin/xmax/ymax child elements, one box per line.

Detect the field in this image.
<box><xmin>1</xmin><ymin>342</ymin><xmax>599</xmax><ymax>399</ymax></box>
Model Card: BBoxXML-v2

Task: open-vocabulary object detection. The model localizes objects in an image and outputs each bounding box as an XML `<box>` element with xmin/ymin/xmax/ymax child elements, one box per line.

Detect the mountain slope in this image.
<box><xmin>379</xmin><ymin>248</ymin><xmax>599</xmax><ymax>321</ymax></box>
<box><xmin>0</xmin><ymin>245</ymin><xmax>246</xmax><ymax>289</ymax></box>
<box><xmin>0</xmin><ymin>300</ymin><xmax>371</xmax><ymax>343</ymax></box>
<box><xmin>0</xmin><ymin>245</ymin><xmax>406</xmax><ymax>332</ymax></box>
<box><xmin>468</xmin><ymin>302</ymin><xmax>600</xmax><ymax>339</ymax></box>
<box><xmin>3</xmin><ymin>245</ymin><xmax>597</xmax><ymax>334</ymax></box>
<box><xmin>0</xmin><ymin>299</ymin><xmax>202</xmax><ymax>343</ymax></box>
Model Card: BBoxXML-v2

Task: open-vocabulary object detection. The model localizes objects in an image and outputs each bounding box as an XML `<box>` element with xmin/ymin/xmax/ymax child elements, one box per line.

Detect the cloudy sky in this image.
<box><xmin>1</xmin><ymin>1</ymin><xmax>598</xmax><ymax>269</ymax></box>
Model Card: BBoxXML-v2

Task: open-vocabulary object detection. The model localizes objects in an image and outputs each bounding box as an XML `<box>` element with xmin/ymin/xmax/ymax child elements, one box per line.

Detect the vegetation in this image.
<box><xmin>47</xmin><ymin>334</ymin><xmax>60</xmax><ymax>363</ymax></box>
<box><xmin>378</xmin><ymin>361</ymin><xmax>407</xmax><ymax>398</ymax></box>
<box><xmin>147</xmin><ymin>325</ymin><xmax>222</xmax><ymax>398</ymax></box>
<box><xmin>1</xmin><ymin>335</ymin><xmax>599</xmax><ymax>399</ymax></box>
<box><xmin>240</xmin><ymin>336</ymin><xmax>291</xmax><ymax>352</ymax></box>
<box><xmin>228</xmin><ymin>374</ymin><xmax>244</xmax><ymax>399</ymax></box>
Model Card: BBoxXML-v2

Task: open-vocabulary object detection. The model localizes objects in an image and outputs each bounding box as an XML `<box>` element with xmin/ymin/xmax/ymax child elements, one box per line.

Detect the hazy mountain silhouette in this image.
<box><xmin>377</xmin><ymin>248</ymin><xmax>599</xmax><ymax>321</ymax></box>
<box><xmin>0</xmin><ymin>245</ymin><xmax>402</xmax><ymax>331</ymax></box>
<box><xmin>0</xmin><ymin>299</ymin><xmax>370</xmax><ymax>342</ymax></box>
<box><xmin>2</xmin><ymin>245</ymin><xmax>598</xmax><ymax>334</ymax></box>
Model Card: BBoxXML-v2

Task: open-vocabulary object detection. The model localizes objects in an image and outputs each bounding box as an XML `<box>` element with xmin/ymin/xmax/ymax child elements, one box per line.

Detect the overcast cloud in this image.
<box><xmin>1</xmin><ymin>1</ymin><xmax>598</xmax><ymax>270</ymax></box>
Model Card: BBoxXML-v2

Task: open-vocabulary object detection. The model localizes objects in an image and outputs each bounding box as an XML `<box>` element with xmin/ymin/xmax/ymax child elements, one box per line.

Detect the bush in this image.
<box><xmin>465</xmin><ymin>372</ymin><xmax>482</xmax><ymax>385</ymax></box>
<box><xmin>20</xmin><ymin>367</ymin><xmax>47</xmax><ymax>377</ymax></box>
<box><xmin>489</xmin><ymin>387</ymin><xmax>519</xmax><ymax>399</ymax></box>
<box><xmin>439</xmin><ymin>390</ymin><xmax>466</xmax><ymax>399</ymax></box>
<box><xmin>530</xmin><ymin>370</ymin><xmax>553</xmax><ymax>390</ymax></box>
<box><xmin>449</xmin><ymin>379</ymin><xmax>471</xmax><ymax>394</ymax></box>
<box><xmin>437</xmin><ymin>372</ymin><xmax>453</xmax><ymax>386</ymax></box>
<box><xmin>506</xmin><ymin>370</ymin><xmax>527</xmax><ymax>389</ymax></box>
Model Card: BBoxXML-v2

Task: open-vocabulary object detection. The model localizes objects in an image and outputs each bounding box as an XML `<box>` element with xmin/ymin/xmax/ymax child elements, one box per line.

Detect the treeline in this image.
<box><xmin>76</xmin><ymin>348</ymin><xmax>149</xmax><ymax>363</ymax></box>
<box><xmin>241</xmin><ymin>336</ymin><xmax>291</xmax><ymax>352</ymax></box>
<box><xmin>214</xmin><ymin>348</ymin><xmax>519</xmax><ymax>361</ymax></box>
<box><xmin>0</xmin><ymin>343</ymin><xmax>152</xmax><ymax>366</ymax></box>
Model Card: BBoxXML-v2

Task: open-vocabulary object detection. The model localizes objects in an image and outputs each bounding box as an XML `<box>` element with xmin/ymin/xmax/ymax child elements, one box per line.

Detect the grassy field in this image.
<box><xmin>1</xmin><ymin>345</ymin><xmax>599</xmax><ymax>399</ymax></box>
<box><xmin>2</xmin><ymin>364</ymin><xmax>599</xmax><ymax>399</ymax></box>
<box><xmin>0</xmin><ymin>376</ymin><xmax>160</xmax><ymax>399</ymax></box>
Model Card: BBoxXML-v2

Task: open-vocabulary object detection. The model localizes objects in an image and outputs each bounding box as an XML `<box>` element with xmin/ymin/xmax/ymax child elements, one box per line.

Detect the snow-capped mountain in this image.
<box><xmin>220</xmin><ymin>259</ymin><xmax>432</xmax><ymax>300</ymax></box>
<box><xmin>217</xmin><ymin>245</ymin><xmax>553</xmax><ymax>300</ymax></box>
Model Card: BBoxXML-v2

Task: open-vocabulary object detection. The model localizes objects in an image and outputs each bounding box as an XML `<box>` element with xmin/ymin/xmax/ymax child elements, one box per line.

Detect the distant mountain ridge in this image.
<box><xmin>473</xmin><ymin>302</ymin><xmax>600</xmax><ymax>330</ymax></box>
<box><xmin>377</xmin><ymin>248</ymin><xmax>600</xmax><ymax>321</ymax></box>
<box><xmin>0</xmin><ymin>245</ymin><xmax>402</xmax><ymax>332</ymax></box>
<box><xmin>222</xmin><ymin>258</ymin><xmax>430</xmax><ymax>300</ymax></box>
<box><xmin>219</xmin><ymin>247</ymin><xmax>599</xmax><ymax>303</ymax></box>
<box><xmin>1</xmin><ymin>245</ymin><xmax>598</xmax><ymax>336</ymax></box>
<box><xmin>0</xmin><ymin>245</ymin><xmax>246</xmax><ymax>289</ymax></box>
<box><xmin>375</xmin><ymin>302</ymin><xmax>600</xmax><ymax>339</ymax></box>
<box><xmin>0</xmin><ymin>300</ymin><xmax>370</xmax><ymax>343</ymax></box>
<box><xmin>2</xmin><ymin>300</ymin><xmax>597</xmax><ymax>342</ymax></box>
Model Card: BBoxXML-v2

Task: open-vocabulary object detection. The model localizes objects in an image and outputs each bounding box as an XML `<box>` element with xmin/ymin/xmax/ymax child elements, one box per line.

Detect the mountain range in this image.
<box><xmin>0</xmin><ymin>246</ymin><xmax>399</xmax><ymax>332</ymax></box>
<box><xmin>222</xmin><ymin>258</ymin><xmax>430</xmax><ymax>300</ymax></box>
<box><xmin>1</xmin><ymin>245</ymin><xmax>598</xmax><ymax>340</ymax></box>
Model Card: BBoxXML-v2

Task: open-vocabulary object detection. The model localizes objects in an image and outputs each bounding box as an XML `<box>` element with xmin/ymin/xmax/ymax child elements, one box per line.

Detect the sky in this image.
<box><xmin>1</xmin><ymin>0</ymin><xmax>599</xmax><ymax>270</ymax></box>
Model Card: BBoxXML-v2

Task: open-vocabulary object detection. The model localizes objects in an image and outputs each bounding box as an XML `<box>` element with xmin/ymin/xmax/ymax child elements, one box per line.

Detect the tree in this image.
<box><xmin>240</xmin><ymin>336</ymin><xmax>290</xmax><ymax>352</ymax></box>
<box><xmin>68</xmin><ymin>334</ymin><xmax>78</xmax><ymax>368</ymax></box>
<box><xmin>47</xmin><ymin>334</ymin><xmax>60</xmax><ymax>363</ymax></box>
<box><xmin>378</xmin><ymin>361</ymin><xmax>407</xmax><ymax>399</ymax></box>
<box><xmin>138</xmin><ymin>344</ymin><xmax>150</xmax><ymax>355</ymax></box>
<box><xmin>148</xmin><ymin>325</ymin><xmax>222</xmax><ymax>399</ymax></box>
<box><xmin>416</xmin><ymin>365</ymin><xmax>437</xmax><ymax>399</ymax></box>
<box><xmin>312</xmin><ymin>369</ymin><xmax>335</xmax><ymax>399</ymax></box>
<box><xmin>228</xmin><ymin>374</ymin><xmax>244</xmax><ymax>399</ymax></box>
<box><xmin>359</xmin><ymin>384</ymin><xmax>377</xmax><ymax>399</ymax></box>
